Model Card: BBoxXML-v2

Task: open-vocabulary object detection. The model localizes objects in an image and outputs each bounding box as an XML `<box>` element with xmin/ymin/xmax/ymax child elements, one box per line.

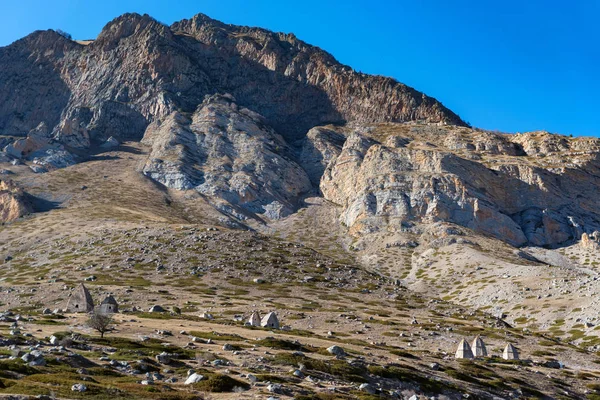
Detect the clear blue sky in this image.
<box><xmin>1</xmin><ymin>0</ymin><xmax>598</xmax><ymax>136</ymax></box>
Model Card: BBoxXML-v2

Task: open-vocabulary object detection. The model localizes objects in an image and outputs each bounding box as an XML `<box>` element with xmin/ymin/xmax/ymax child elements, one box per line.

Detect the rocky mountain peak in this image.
<box><xmin>172</xmin><ymin>15</ymin><xmax>464</xmax><ymax>129</ymax></box>
<box><xmin>95</xmin><ymin>13</ymin><xmax>172</xmax><ymax>50</ymax></box>
<box><xmin>7</xmin><ymin>29</ymin><xmax>75</xmax><ymax>59</ymax></box>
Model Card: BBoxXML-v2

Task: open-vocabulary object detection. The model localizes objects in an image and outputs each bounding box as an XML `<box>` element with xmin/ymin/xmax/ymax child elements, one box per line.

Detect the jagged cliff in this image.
<box><xmin>0</xmin><ymin>12</ymin><xmax>598</xmax><ymax>248</ymax></box>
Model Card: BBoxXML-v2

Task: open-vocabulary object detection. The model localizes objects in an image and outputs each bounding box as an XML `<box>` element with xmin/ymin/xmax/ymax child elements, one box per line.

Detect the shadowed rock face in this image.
<box><xmin>0</xmin><ymin>31</ymin><xmax>74</xmax><ymax>136</ymax></box>
<box><xmin>171</xmin><ymin>14</ymin><xmax>465</xmax><ymax>137</ymax></box>
<box><xmin>0</xmin><ymin>12</ymin><xmax>462</xmax><ymax>220</ymax></box>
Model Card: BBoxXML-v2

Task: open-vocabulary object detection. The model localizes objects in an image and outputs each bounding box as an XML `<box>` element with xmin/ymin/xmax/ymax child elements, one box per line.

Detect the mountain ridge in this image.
<box><xmin>0</xmin><ymin>12</ymin><xmax>464</xmax><ymax>142</ymax></box>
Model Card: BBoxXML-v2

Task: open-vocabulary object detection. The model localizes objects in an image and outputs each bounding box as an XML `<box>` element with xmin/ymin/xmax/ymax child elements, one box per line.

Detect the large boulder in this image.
<box><xmin>0</xmin><ymin>180</ymin><xmax>33</xmax><ymax>222</ymax></box>
<box><xmin>184</xmin><ymin>372</ymin><xmax>204</xmax><ymax>385</ymax></box>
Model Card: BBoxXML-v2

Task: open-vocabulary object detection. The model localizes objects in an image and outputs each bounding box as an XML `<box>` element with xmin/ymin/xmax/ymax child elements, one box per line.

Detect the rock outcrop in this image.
<box><xmin>312</xmin><ymin>124</ymin><xmax>600</xmax><ymax>247</ymax></box>
<box><xmin>0</xmin><ymin>180</ymin><xmax>32</xmax><ymax>222</ymax></box>
<box><xmin>3</xmin><ymin>122</ymin><xmax>76</xmax><ymax>170</ymax></box>
<box><xmin>299</xmin><ymin>126</ymin><xmax>347</xmax><ymax>186</ymax></box>
<box><xmin>581</xmin><ymin>232</ymin><xmax>600</xmax><ymax>250</ymax></box>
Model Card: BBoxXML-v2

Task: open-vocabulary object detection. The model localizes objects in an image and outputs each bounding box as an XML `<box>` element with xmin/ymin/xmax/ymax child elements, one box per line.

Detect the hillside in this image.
<box><xmin>0</xmin><ymin>143</ymin><xmax>598</xmax><ymax>400</ymax></box>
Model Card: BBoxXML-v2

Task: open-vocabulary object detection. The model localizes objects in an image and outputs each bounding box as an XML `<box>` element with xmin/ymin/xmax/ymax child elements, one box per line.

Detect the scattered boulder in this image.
<box><xmin>327</xmin><ymin>345</ymin><xmax>346</xmax><ymax>357</ymax></box>
<box><xmin>22</xmin><ymin>350</ymin><xmax>46</xmax><ymax>366</ymax></box>
<box><xmin>156</xmin><ymin>352</ymin><xmax>172</xmax><ymax>364</ymax></box>
<box><xmin>267</xmin><ymin>383</ymin><xmax>282</xmax><ymax>394</ymax></box>
<box><xmin>71</xmin><ymin>383</ymin><xmax>87</xmax><ymax>392</ymax></box>
<box><xmin>543</xmin><ymin>360</ymin><xmax>563</xmax><ymax>369</ymax></box>
<box><xmin>30</xmin><ymin>164</ymin><xmax>48</xmax><ymax>174</ymax></box>
<box><xmin>9</xmin><ymin>346</ymin><xmax>22</xmax><ymax>357</ymax></box>
<box><xmin>100</xmin><ymin>136</ymin><xmax>120</xmax><ymax>148</ymax></box>
<box><xmin>0</xmin><ymin>179</ymin><xmax>33</xmax><ymax>223</ymax></box>
<box><xmin>184</xmin><ymin>372</ymin><xmax>205</xmax><ymax>385</ymax></box>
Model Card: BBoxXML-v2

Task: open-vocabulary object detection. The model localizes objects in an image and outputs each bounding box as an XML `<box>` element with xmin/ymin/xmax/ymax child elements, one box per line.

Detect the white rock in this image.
<box><xmin>71</xmin><ymin>384</ymin><xmax>87</xmax><ymax>392</ymax></box>
<box><xmin>184</xmin><ymin>373</ymin><xmax>204</xmax><ymax>385</ymax></box>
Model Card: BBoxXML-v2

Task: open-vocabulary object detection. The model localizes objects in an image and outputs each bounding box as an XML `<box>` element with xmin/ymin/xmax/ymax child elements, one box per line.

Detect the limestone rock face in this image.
<box><xmin>0</xmin><ymin>180</ymin><xmax>32</xmax><ymax>222</ymax></box>
<box><xmin>316</xmin><ymin>124</ymin><xmax>600</xmax><ymax>247</ymax></box>
<box><xmin>3</xmin><ymin>122</ymin><xmax>76</xmax><ymax>170</ymax></box>
<box><xmin>321</xmin><ymin>132</ymin><xmax>527</xmax><ymax>246</ymax></box>
<box><xmin>142</xmin><ymin>94</ymin><xmax>312</xmax><ymax>219</ymax></box>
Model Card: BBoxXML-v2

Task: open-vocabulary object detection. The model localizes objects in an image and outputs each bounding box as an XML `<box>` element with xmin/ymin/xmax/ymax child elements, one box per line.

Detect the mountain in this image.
<box><xmin>1</xmin><ymin>12</ymin><xmax>598</xmax><ymax>247</ymax></box>
<box><xmin>0</xmin><ymin>12</ymin><xmax>600</xmax><ymax>399</ymax></box>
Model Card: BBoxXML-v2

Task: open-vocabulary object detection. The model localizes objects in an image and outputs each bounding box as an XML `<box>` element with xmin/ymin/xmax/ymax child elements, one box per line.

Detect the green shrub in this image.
<box><xmin>273</xmin><ymin>353</ymin><xmax>367</xmax><ymax>382</ymax></box>
<box><xmin>389</xmin><ymin>349</ymin><xmax>420</xmax><ymax>360</ymax></box>
<box><xmin>255</xmin><ymin>338</ymin><xmax>313</xmax><ymax>352</ymax></box>
<box><xmin>0</xmin><ymin>360</ymin><xmax>39</xmax><ymax>377</ymax></box>
<box><xmin>194</xmin><ymin>374</ymin><xmax>250</xmax><ymax>392</ymax></box>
